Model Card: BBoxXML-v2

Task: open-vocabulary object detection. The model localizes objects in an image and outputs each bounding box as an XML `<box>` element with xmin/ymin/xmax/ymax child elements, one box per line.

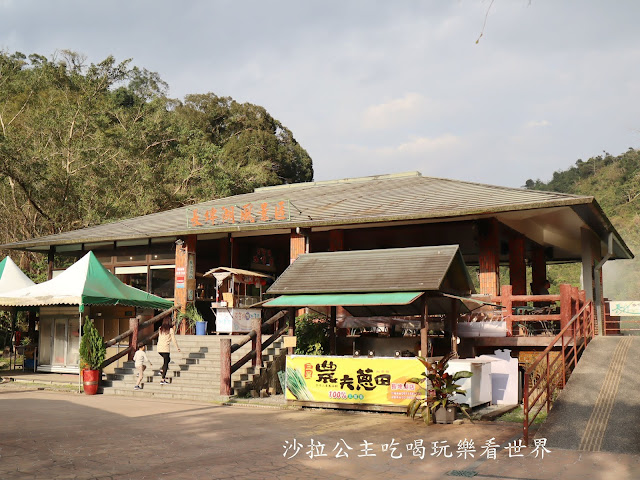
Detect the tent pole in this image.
<box><xmin>78</xmin><ymin>309</ymin><xmax>83</xmax><ymax>394</ymax></box>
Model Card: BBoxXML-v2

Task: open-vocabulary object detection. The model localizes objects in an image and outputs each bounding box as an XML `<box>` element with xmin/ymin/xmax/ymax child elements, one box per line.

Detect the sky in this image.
<box><xmin>1</xmin><ymin>1</ymin><xmax>640</xmax><ymax>188</ymax></box>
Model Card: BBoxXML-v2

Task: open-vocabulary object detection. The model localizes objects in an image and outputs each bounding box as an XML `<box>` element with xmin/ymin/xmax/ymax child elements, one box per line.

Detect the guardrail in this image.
<box><xmin>522</xmin><ymin>299</ymin><xmax>594</xmax><ymax>445</ymax></box>
<box><xmin>101</xmin><ymin>306</ymin><xmax>180</xmax><ymax>369</ymax></box>
<box><xmin>219</xmin><ymin>309</ymin><xmax>291</xmax><ymax>396</ymax></box>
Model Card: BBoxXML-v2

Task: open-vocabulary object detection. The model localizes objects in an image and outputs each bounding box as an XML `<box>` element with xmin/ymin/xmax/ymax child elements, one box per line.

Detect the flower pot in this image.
<box><xmin>434</xmin><ymin>405</ymin><xmax>457</xmax><ymax>424</ymax></box>
<box><xmin>82</xmin><ymin>369</ymin><xmax>100</xmax><ymax>395</ymax></box>
<box><xmin>195</xmin><ymin>321</ymin><xmax>208</xmax><ymax>335</ymax></box>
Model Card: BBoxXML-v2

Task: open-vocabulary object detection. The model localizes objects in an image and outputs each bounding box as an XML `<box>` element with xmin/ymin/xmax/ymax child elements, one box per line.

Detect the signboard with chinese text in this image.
<box><xmin>186</xmin><ymin>200</ymin><xmax>290</xmax><ymax>229</ymax></box>
<box><xmin>215</xmin><ymin>308</ymin><xmax>261</xmax><ymax>333</ymax></box>
<box><xmin>285</xmin><ymin>355</ymin><xmax>424</xmax><ymax>407</ymax></box>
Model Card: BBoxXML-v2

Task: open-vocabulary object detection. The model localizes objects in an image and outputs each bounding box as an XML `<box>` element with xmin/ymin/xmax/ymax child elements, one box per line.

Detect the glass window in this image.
<box><xmin>116</xmin><ymin>253</ymin><xmax>147</xmax><ymax>262</ymax></box>
<box><xmin>116</xmin><ymin>272</ymin><xmax>147</xmax><ymax>291</ymax></box>
<box><xmin>150</xmin><ymin>268</ymin><xmax>175</xmax><ymax>298</ymax></box>
<box><xmin>150</xmin><ymin>252</ymin><xmax>175</xmax><ymax>261</ymax></box>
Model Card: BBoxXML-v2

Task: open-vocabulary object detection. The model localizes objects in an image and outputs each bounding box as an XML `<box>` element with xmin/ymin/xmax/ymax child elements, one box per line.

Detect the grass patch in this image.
<box><xmin>496</xmin><ymin>405</ymin><xmax>547</xmax><ymax>424</ymax></box>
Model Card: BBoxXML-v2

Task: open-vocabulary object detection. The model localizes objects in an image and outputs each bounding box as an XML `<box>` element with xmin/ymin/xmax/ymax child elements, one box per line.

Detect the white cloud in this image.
<box><xmin>347</xmin><ymin>133</ymin><xmax>462</xmax><ymax>157</ymax></box>
<box><xmin>527</xmin><ymin>120</ymin><xmax>551</xmax><ymax>128</ymax></box>
<box><xmin>361</xmin><ymin>93</ymin><xmax>427</xmax><ymax>130</ymax></box>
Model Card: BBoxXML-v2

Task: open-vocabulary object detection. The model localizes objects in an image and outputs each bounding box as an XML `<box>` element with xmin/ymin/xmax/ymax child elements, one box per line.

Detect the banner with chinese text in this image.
<box><xmin>285</xmin><ymin>355</ymin><xmax>424</xmax><ymax>406</ymax></box>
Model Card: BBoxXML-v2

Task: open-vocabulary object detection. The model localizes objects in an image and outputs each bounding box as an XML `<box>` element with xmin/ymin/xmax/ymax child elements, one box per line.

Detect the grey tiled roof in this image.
<box><xmin>1</xmin><ymin>172</ymin><xmax>605</xmax><ymax>250</ymax></box>
<box><xmin>267</xmin><ymin>244</ymin><xmax>473</xmax><ymax>295</ymax></box>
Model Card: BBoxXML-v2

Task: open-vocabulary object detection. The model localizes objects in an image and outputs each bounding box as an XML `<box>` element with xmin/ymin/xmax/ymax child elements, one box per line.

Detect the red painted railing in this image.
<box><xmin>522</xmin><ymin>299</ymin><xmax>595</xmax><ymax>445</ymax></box>
<box><xmin>492</xmin><ymin>284</ymin><xmax>586</xmax><ymax>336</ymax></box>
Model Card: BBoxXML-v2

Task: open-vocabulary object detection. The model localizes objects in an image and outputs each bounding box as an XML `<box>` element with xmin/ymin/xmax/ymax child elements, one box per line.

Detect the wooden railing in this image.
<box><xmin>522</xmin><ymin>299</ymin><xmax>595</xmax><ymax>445</ymax></box>
<box><xmin>492</xmin><ymin>284</ymin><xmax>585</xmax><ymax>336</ymax></box>
<box><xmin>220</xmin><ymin>309</ymin><xmax>291</xmax><ymax>396</ymax></box>
<box><xmin>101</xmin><ymin>306</ymin><xmax>180</xmax><ymax>369</ymax></box>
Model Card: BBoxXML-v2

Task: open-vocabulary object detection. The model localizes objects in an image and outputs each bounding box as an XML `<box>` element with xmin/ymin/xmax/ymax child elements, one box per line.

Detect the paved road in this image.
<box><xmin>0</xmin><ymin>384</ymin><xmax>639</xmax><ymax>480</ymax></box>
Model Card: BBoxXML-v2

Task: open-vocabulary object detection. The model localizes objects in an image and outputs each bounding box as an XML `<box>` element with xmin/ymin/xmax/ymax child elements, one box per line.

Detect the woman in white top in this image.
<box><xmin>157</xmin><ymin>317</ymin><xmax>180</xmax><ymax>384</ymax></box>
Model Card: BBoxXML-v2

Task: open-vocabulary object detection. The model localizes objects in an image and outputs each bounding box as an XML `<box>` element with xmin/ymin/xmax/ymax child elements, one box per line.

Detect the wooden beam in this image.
<box><xmin>509</xmin><ymin>235</ymin><xmax>526</xmax><ymax>303</ymax></box>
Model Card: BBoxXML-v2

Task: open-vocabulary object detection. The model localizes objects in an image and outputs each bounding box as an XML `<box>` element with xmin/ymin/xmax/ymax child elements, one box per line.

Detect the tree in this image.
<box><xmin>0</xmin><ymin>50</ymin><xmax>314</xmax><ymax>279</ymax></box>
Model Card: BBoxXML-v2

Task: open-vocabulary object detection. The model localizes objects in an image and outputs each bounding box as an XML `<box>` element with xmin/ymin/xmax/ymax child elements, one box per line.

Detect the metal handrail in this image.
<box><xmin>523</xmin><ymin>300</ymin><xmax>594</xmax><ymax>445</ymax></box>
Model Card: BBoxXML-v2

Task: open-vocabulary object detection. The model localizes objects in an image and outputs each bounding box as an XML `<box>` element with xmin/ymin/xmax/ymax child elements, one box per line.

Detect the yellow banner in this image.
<box><xmin>285</xmin><ymin>355</ymin><xmax>425</xmax><ymax>406</ymax></box>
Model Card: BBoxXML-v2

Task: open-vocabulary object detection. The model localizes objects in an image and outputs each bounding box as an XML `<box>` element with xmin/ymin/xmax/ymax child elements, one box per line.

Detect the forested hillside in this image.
<box><xmin>525</xmin><ymin>148</ymin><xmax>640</xmax><ymax>299</ymax></box>
<box><xmin>0</xmin><ymin>50</ymin><xmax>313</xmax><ymax>277</ymax></box>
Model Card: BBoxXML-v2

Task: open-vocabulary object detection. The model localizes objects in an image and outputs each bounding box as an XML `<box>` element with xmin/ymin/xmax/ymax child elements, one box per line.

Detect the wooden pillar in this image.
<box><xmin>128</xmin><ymin>317</ymin><xmax>139</xmax><ymax>361</ymax></box>
<box><xmin>328</xmin><ymin>230</ymin><xmax>349</xmax><ymax>321</ymax></box>
<box><xmin>220</xmin><ymin>338</ymin><xmax>231</xmax><ymax>396</ymax></box>
<box><xmin>509</xmin><ymin>235</ymin><xmax>526</xmax><ymax>305</ymax></box>
<box><xmin>47</xmin><ymin>247</ymin><xmax>55</xmax><ymax>280</ymax></box>
<box><xmin>287</xmin><ymin>308</ymin><xmax>296</xmax><ymax>355</ymax></box>
<box><xmin>501</xmin><ymin>285</ymin><xmax>513</xmax><ymax>336</ymax></box>
<box><xmin>330</xmin><ymin>306</ymin><xmax>337</xmax><ymax>355</ymax></box>
<box><xmin>290</xmin><ymin>230</ymin><xmax>309</xmax><ymax>317</ymax></box>
<box><xmin>531</xmin><ymin>245</ymin><xmax>547</xmax><ymax>295</ymax></box>
<box><xmin>478</xmin><ymin>219</ymin><xmax>500</xmax><ymax>296</ymax></box>
<box><xmin>252</xmin><ymin>316</ymin><xmax>262</xmax><ymax>367</ymax></box>
<box><xmin>219</xmin><ymin>235</ymin><xmax>230</xmax><ymax>266</ymax></box>
<box><xmin>329</xmin><ymin>230</ymin><xmax>344</xmax><ymax>252</ymax></box>
<box><xmin>230</xmin><ymin>237</ymin><xmax>239</xmax><ymax>269</ymax></box>
<box><xmin>449</xmin><ymin>298</ymin><xmax>459</xmax><ymax>356</ymax></box>
<box><xmin>174</xmin><ymin>235</ymin><xmax>197</xmax><ymax>334</ymax></box>
<box><xmin>579</xmin><ymin>290</ymin><xmax>587</xmax><ymax>337</ymax></box>
<box><xmin>420</xmin><ymin>298</ymin><xmax>429</xmax><ymax>358</ymax></box>
<box><xmin>560</xmin><ymin>284</ymin><xmax>572</xmax><ymax>335</ymax></box>
<box><xmin>290</xmin><ymin>229</ymin><xmax>308</xmax><ymax>264</ymax></box>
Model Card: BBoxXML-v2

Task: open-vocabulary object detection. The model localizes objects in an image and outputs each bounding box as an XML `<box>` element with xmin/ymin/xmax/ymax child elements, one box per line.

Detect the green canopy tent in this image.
<box><xmin>0</xmin><ymin>252</ymin><xmax>173</xmax><ymax>380</ymax></box>
<box><xmin>0</xmin><ymin>251</ymin><xmax>173</xmax><ymax>310</ymax></box>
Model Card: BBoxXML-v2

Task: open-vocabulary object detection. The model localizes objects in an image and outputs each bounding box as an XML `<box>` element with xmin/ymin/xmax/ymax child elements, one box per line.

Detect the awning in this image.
<box><xmin>263</xmin><ymin>292</ymin><xmax>424</xmax><ymax>308</ymax></box>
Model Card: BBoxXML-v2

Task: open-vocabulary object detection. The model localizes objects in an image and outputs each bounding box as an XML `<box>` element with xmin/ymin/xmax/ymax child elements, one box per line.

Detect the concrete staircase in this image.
<box><xmin>101</xmin><ymin>335</ymin><xmax>286</xmax><ymax>402</ymax></box>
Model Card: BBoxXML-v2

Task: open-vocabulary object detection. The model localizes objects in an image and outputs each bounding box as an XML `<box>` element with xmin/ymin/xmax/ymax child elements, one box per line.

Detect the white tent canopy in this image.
<box><xmin>0</xmin><ymin>256</ymin><xmax>35</xmax><ymax>294</ymax></box>
<box><xmin>0</xmin><ymin>251</ymin><xmax>173</xmax><ymax>309</ymax></box>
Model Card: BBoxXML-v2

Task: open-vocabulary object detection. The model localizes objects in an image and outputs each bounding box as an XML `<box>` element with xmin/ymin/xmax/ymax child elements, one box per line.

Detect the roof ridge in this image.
<box><xmin>254</xmin><ymin>171</ymin><xmax>422</xmax><ymax>192</ymax></box>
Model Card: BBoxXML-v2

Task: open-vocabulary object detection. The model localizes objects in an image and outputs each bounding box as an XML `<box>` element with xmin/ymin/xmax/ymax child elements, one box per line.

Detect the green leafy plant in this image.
<box><xmin>294</xmin><ymin>313</ymin><xmax>329</xmax><ymax>355</ymax></box>
<box><xmin>178</xmin><ymin>304</ymin><xmax>205</xmax><ymax>330</ymax></box>
<box><xmin>406</xmin><ymin>352</ymin><xmax>473</xmax><ymax>425</ymax></box>
<box><xmin>79</xmin><ymin>318</ymin><xmax>106</xmax><ymax>371</ymax></box>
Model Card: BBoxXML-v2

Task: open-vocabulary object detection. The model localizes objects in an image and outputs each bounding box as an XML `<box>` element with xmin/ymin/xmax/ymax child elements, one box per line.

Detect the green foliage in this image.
<box><xmin>406</xmin><ymin>352</ymin><xmax>473</xmax><ymax>425</ymax></box>
<box><xmin>79</xmin><ymin>318</ymin><xmax>106</xmax><ymax>370</ymax></box>
<box><xmin>177</xmin><ymin>304</ymin><xmax>205</xmax><ymax>330</ymax></box>
<box><xmin>525</xmin><ymin>147</ymin><xmax>640</xmax><ymax>298</ymax></box>
<box><xmin>294</xmin><ymin>313</ymin><xmax>329</xmax><ymax>355</ymax></box>
<box><xmin>0</xmin><ymin>49</ymin><xmax>314</xmax><ymax>278</ymax></box>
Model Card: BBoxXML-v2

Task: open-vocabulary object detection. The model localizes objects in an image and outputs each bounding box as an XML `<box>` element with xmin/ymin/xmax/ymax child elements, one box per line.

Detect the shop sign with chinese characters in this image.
<box><xmin>285</xmin><ymin>355</ymin><xmax>424</xmax><ymax>407</ymax></box>
<box><xmin>186</xmin><ymin>200</ymin><xmax>291</xmax><ymax>229</ymax></box>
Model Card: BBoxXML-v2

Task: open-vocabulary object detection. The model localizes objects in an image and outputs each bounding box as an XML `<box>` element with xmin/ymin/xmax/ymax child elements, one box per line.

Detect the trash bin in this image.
<box><xmin>195</xmin><ymin>321</ymin><xmax>208</xmax><ymax>335</ymax></box>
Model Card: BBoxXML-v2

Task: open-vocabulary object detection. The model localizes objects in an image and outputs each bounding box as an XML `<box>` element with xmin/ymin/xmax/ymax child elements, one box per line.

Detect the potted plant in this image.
<box><xmin>406</xmin><ymin>352</ymin><xmax>473</xmax><ymax>424</ymax></box>
<box><xmin>79</xmin><ymin>318</ymin><xmax>106</xmax><ymax>395</ymax></box>
<box><xmin>178</xmin><ymin>304</ymin><xmax>207</xmax><ymax>335</ymax></box>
